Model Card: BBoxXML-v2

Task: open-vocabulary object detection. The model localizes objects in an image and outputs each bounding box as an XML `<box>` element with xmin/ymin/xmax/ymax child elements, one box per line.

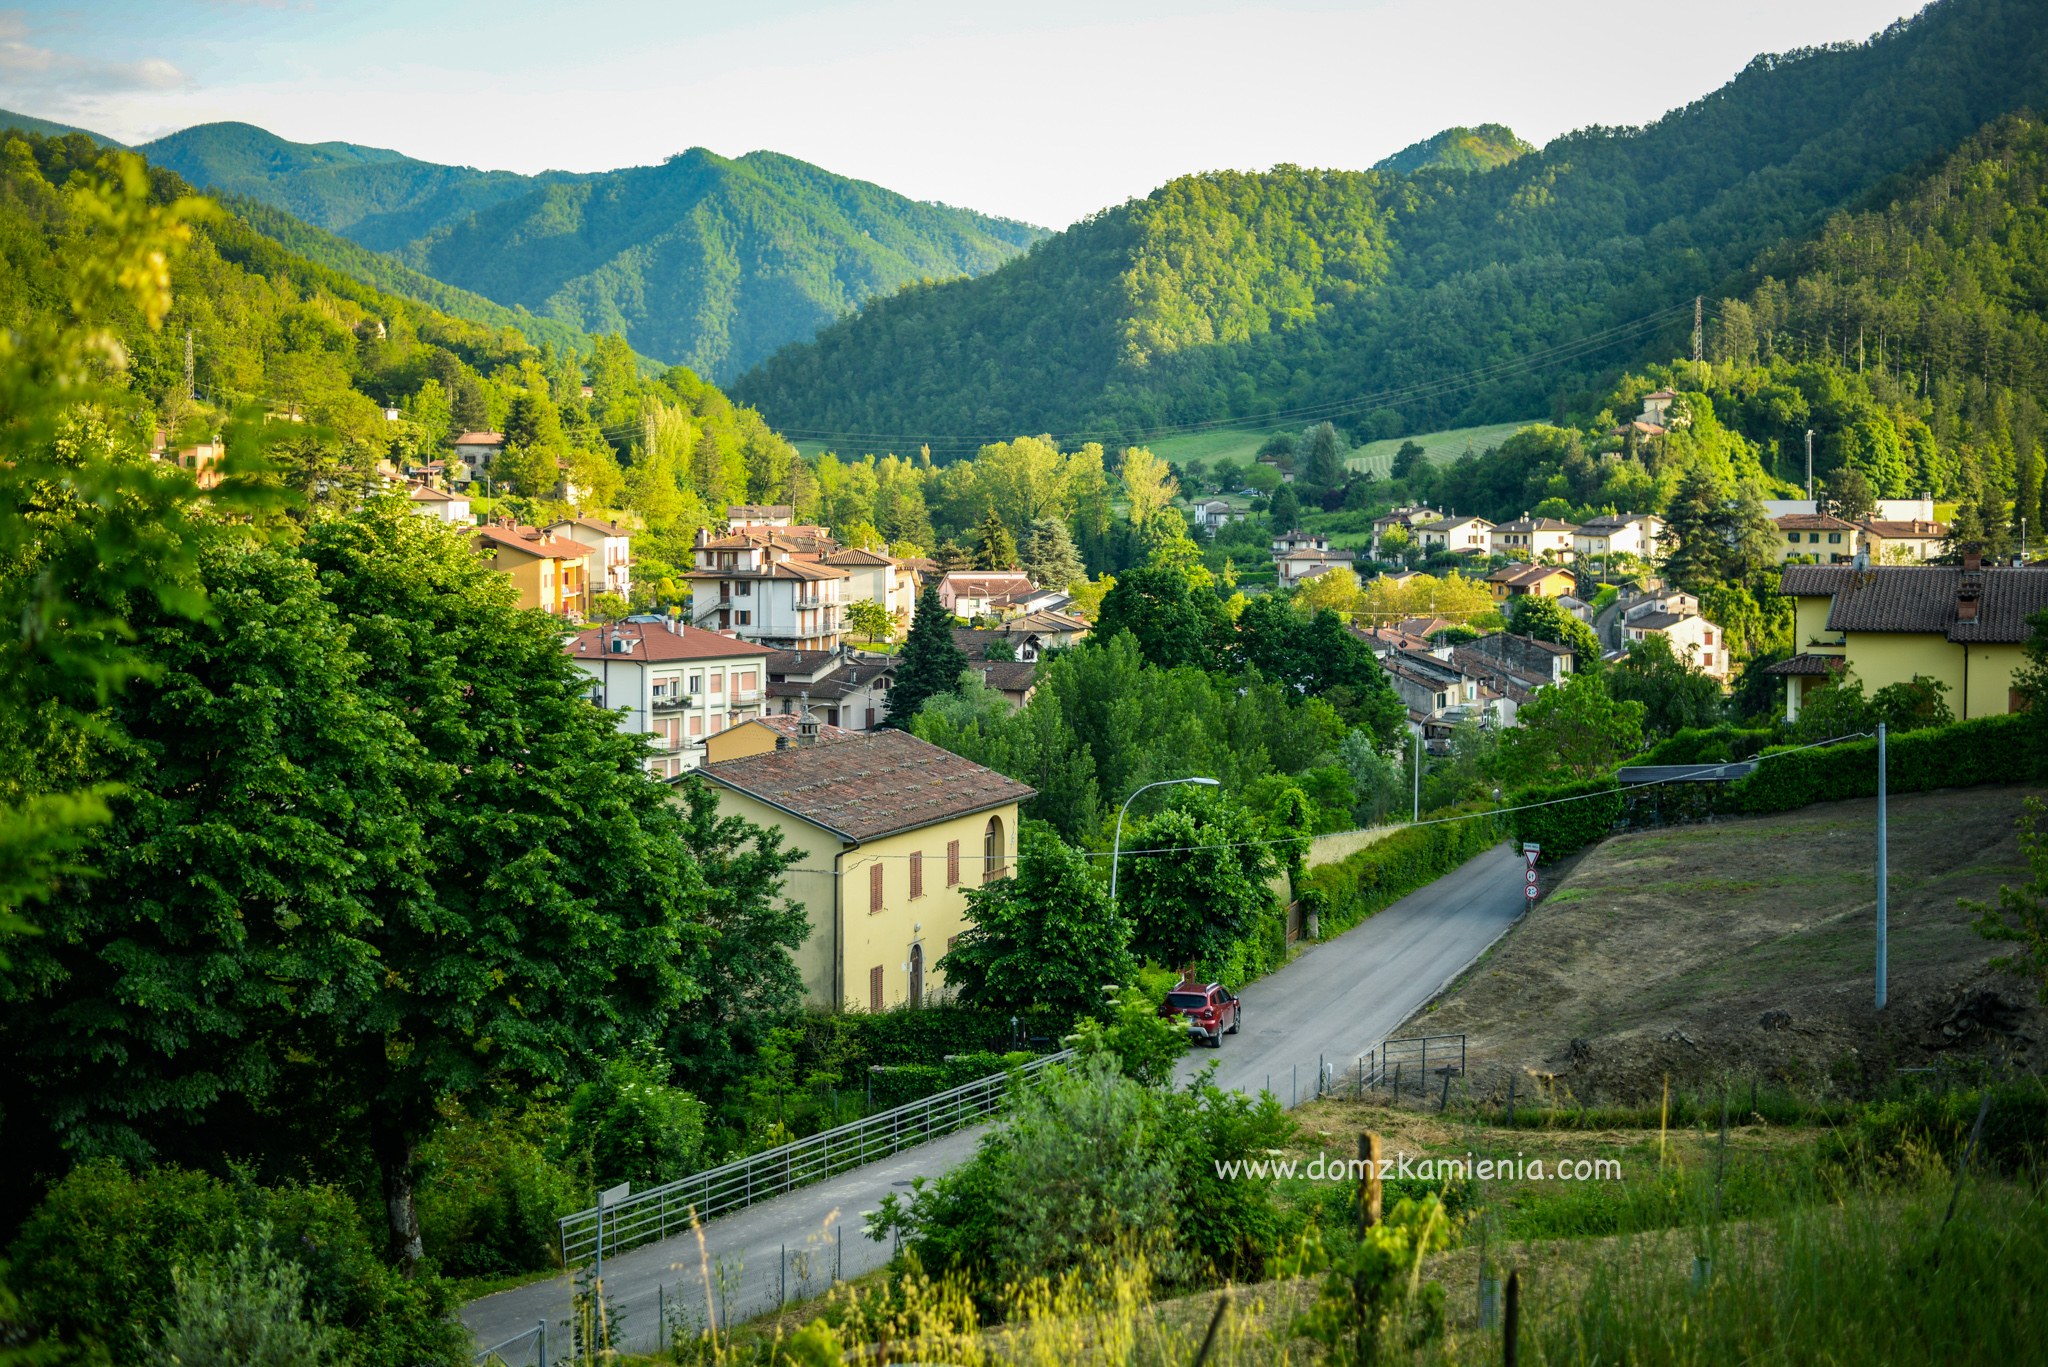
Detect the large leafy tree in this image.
<box><xmin>1506</xmin><ymin>595</ymin><xmax>1602</xmax><ymax>665</ymax></box>
<box><xmin>940</xmin><ymin>822</ymin><xmax>1134</xmax><ymax>1015</ymax></box>
<box><xmin>1118</xmin><ymin>792</ymin><xmax>1277</xmax><ymax>974</ymax></box>
<box><xmin>1494</xmin><ymin>671</ymin><xmax>1646</xmax><ymax>786</ymax></box>
<box><xmin>1094</xmin><ymin>563</ymin><xmax>1229</xmax><ymax>671</ymax></box>
<box><xmin>1232</xmin><ymin>597</ymin><xmax>1405</xmax><ymax>743</ymax></box>
<box><xmin>888</xmin><ymin>580</ymin><xmax>970</xmax><ymax>726</ymax></box>
<box><xmin>1605</xmin><ymin>633</ymin><xmax>1724</xmax><ymax>740</ymax></box>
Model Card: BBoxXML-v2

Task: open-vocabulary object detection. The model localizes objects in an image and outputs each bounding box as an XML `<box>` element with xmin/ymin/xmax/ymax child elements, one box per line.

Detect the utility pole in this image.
<box><xmin>183</xmin><ymin>329</ymin><xmax>195</xmax><ymax>402</ymax></box>
<box><xmin>1876</xmin><ymin>722</ymin><xmax>1888</xmax><ymax>1010</ymax></box>
<box><xmin>1691</xmin><ymin>295</ymin><xmax>1704</xmax><ymax>383</ymax></box>
<box><xmin>1805</xmin><ymin>429</ymin><xmax>1816</xmax><ymax>503</ymax></box>
<box><xmin>642</xmin><ymin>409</ymin><xmax>656</xmax><ymax>460</ymax></box>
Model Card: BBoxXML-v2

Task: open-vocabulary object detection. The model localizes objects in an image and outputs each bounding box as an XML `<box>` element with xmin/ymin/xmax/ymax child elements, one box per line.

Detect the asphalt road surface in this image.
<box><xmin>462</xmin><ymin>839</ymin><xmax>1527</xmax><ymax>1358</ymax></box>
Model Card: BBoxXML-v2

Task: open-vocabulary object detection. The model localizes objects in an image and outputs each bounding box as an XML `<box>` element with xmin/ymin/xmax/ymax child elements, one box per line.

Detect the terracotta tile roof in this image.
<box><xmin>477</xmin><ymin>524</ymin><xmax>588</xmax><ymax>560</ymax></box>
<box><xmin>1005</xmin><ymin>609</ymin><xmax>1088</xmax><ymax>634</ymax></box>
<box><xmin>408</xmin><ymin>483</ymin><xmax>455</xmax><ymax>502</ymax></box>
<box><xmin>1859</xmin><ymin>518</ymin><xmax>1948</xmax><ymax>539</ymax></box>
<box><xmin>822</xmin><ymin>547</ymin><xmax>896</xmax><ymax>567</ymax></box>
<box><xmin>952</xmin><ymin>628</ymin><xmax>1010</xmax><ymax>659</ymax></box>
<box><xmin>1778</xmin><ymin>563</ymin><xmax>2048</xmax><ymax>644</ymax></box>
<box><xmin>941</xmin><ymin>571</ymin><xmax>1036</xmax><ymax>594</ymax></box>
<box><xmin>453</xmin><ymin>431</ymin><xmax>504</xmax><ymax>445</ymax></box>
<box><xmin>563</xmin><ymin>623</ymin><xmax>772</xmax><ymax>662</ymax></box>
<box><xmin>699</xmin><ymin>728</ymin><xmax>1035</xmax><ymax>840</ymax></box>
<box><xmin>1417</xmin><ymin>515</ymin><xmax>1491</xmax><ymax>532</ymax></box>
<box><xmin>685</xmin><ymin>558</ymin><xmax>849</xmax><ymax>582</ymax></box>
<box><xmin>1775</xmin><ymin>513</ymin><xmax>1862</xmax><ymax>532</ymax></box>
<box><xmin>1494</xmin><ymin>516</ymin><xmax>1578</xmax><ymax>533</ymax></box>
<box><xmin>971</xmin><ymin>660</ymin><xmax>1039</xmax><ymax>693</ymax></box>
<box><xmin>1278</xmin><ymin>549</ymin><xmax>1356</xmax><ymax>563</ymax></box>
<box><xmin>728</xmin><ymin>504</ymin><xmax>793</xmax><ymax>520</ymax></box>
<box><xmin>550</xmin><ymin>515</ymin><xmax>631</xmax><ymax>537</ymax></box>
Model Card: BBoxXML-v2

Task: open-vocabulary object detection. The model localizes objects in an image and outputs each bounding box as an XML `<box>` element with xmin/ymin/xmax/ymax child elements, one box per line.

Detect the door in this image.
<box><xmin>908</xmin><ymin>942</ymin><xmax>924</xmax><ymax>1008</ymax></box>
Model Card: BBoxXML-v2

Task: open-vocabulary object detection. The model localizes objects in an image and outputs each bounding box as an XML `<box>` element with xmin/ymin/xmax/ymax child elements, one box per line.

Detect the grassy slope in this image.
<box><xmin>1407</xmin><ymin>785</ymin><xmax>2045</xmax><ymax>1103</ymax></box>
<box><xmin>1346</xmin><ymin>420</ymin><xmax>1538</xmax><ymax>477</ymax></box>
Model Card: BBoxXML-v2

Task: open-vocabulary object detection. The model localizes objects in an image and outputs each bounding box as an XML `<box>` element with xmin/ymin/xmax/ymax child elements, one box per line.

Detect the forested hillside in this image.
<box><xmin>141</xmin><ymin>122</ymin><xmax>1048</xmax><ymax>380</ymax></box>
<box><xmin>1371</xmin><ymin>123</ymin><xmax>1532</xmax><ymax>174</ymax></box>
<box><xmin>733</xmin><ymin>0</ymin><xmax>2048</xmax><ymax>450</ymax></box>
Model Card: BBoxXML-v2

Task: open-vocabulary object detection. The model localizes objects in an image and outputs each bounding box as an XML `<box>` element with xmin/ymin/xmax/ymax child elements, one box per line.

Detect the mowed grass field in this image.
<box><xmin>1347</xmin><ymin>419</ymin><xmax>1538</xmax><ymax>476</ymax></box>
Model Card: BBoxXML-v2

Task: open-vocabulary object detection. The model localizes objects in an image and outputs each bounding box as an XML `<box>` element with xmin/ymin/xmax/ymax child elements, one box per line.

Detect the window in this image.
<box><xmin>709</xmin><ymin>714</ymin><xmax>726</xmax><ymax>734</ymax></box>
<box><xmin>1828</xmin><ymin>532</ymin><xmax>1842</xmax><ymax>544</ymax></box>
<box><xmin>735</xmin><ymin>581</ymin><xmax>751</xmax><ymax>597</ymax></box>
<box><xmin>710</xmin><ymin>671</ymin><xmax>723</xmax><ymax>695</ymax></box>
<box><xmin>1704</xmin><ymin>653</ymin><xmax>1715</xmax><ymax>667</ymax></box>
<box><xmin>734</xmin><ymin>668</ymin><xmax>757</xmax><ymax>694</ymax></box>
<box><xmin>869</xmin><ymin>862</ymin><xmax>884</xmax><ymax>914</ymax></box>
<box><xmin>984</xmin><ymin>815</ymin><xmax>1007</xmax><ymax>881</ymax></box>
<box><xmin>947</xmin><ymin>839</ymin><xmax>961</xmax><ymax>887</ymax></box>
<box><xmin>735</xmin><ymin>610</ymin><xmax>752</xmax><ymax>625</ymax></box>
<box><xmin>686</xmin><ymin>714</ymin><xmax>703</xmax><ymax>738</ymax></box>
<box><xmin>869</xmin><ymin>965</ymin><xmax>884</xmax><ymax>1011</ymax></box>
<box><xmin>909</xmin><ymin>850</ymin><xmax>924</xmax><ymax>898</ymax></box>
<box><xmin>1703</xmin><ymin>631</ymin><xmax>1714</xmax><ymax>646</ymax></box>
<box><xmin>687</xmin><ymin>673</ymin><xmax>703</xmax><ymax>694</ymax></box>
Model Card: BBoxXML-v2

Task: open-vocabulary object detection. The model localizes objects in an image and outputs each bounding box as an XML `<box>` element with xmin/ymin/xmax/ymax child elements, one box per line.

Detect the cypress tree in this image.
<box><xmin>887</xmin><ymin>580</ymin><xmax>969</xmax><ymax>726</ymax></box>
<box><xmin>976</xmin><ymin>507</ymin><xmax>1018</xmax><ymax>570</ymax></box>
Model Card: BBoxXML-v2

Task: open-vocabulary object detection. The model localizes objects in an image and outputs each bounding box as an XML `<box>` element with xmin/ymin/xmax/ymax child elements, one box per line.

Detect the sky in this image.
<box><xmin>4</xmin><ymin>0</ymin><xmax>1923</xmax><ymax>228</ymax></box>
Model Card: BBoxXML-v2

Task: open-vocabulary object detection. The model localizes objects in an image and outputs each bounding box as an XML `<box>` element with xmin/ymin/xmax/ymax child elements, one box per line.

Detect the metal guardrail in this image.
<box><xmin>559</xmin><ymin>1048</ymin><xmax>1075</xmax><ymax>1267</ymax></box>
<box><xmin>472</xmin><ymin>1320</ymin><xmax>545</xmax><ymax>1366</ymax></box>
<box><xmin>1357</xmin><ymin>1033</ymin><xmax>1467</xmax><ymax>1095</ymax></box>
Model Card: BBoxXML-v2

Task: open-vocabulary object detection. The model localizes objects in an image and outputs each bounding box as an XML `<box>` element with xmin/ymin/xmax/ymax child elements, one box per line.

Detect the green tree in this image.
<box><xmin>1869</xmin><ymin>675</ymin><xmax>1953</xmax><ymax>732</ymax></box>
<box><xmin>888</xmin><ymin>580</ymin><xmax>970</xmax><ymax>726</ymax></box>
<box><xmin>1301</xmin><ymin>421</ymin><xmax>1348</xmax><ymax>489</ymax></box>
<box><xmin>1606</xmin><ymin>634</ymin><xmax>1724</xmax><ymax>740</ymax></box>
<box><xmin>1268</xmin><ymin>483</ymin><xmax>1302</xmax><ymax>531</ymax></box>
<box><xmin>975</xmin><ymin>506</ymin><xmax>1019</xmax><ymax>570</ymax></box>
<box><xmin>1966</xmin><ymin>797</ymin><xmax>2048</xmax><ymax>1004</ymax></box>
<box><xmin>1020</xmin><ymin>517</ymin><xmax>1086</xmax><ymax>590</ymax></box>
<box><xmin>156</xmin><ymin>1236</ymin><xmax>341</xmax><ymax>1367</ymax></box>
<box><xmin>565</xmin><ymin>1046</ymin><xmax>706</xmax><ymax>1189</ymax></box>
<box><xmin>1118</xmin><ymin>792</ymin><xmax>1277</xmax><ymax>973</ymax></box>
<box><xmin>1233</xmin><ymin>596</ymin><xmax>1406</xmax><ymax>744</ymax></box>
<box><xmin>1494</xmin><ymin>671</ymin><xmax>1645</xmax><ymax>786</ymax></box>
<box><xmin>495</xmin><ymin>440</ymin><xmax>558</xmax><ymax>499</ymax></box>
<box><xmin>1094</xmin><ymin>563</ymin><xmax>1229</xmax><ymax>671</ymax></box>
<box><xmin>846</xmin><ymin>598</ymin><xmax>892</xmax><ymax>642</ymax></box>
<box><xmin>940</xmin><ymin>823</ymin><xmax>1135</xmax><ymax>1015</ymax></box>
<box><xmin>1506</xmin><ymin>595</ymin><xmax>1601</xmax><ymax>665</ymax></box>
<box><xmin>1819</xmin><ymin>465</ymin><xmax>1877</xmax><ymax>521</ymax></box>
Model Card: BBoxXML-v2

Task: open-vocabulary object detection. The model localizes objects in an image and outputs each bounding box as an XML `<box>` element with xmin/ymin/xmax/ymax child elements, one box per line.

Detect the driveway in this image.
<box><xmin>462</xmin><ymin>840</ymin><xmax>1527</xmax><ymax>1357</ymax></box>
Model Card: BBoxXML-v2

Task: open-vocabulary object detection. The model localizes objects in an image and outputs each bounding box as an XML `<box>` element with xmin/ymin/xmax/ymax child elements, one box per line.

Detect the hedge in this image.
<box><xmin>1638</xmin><ymin>725</ymin><xmax>1777</xmax><ymax>767</ymax></box>
<box><xmin>1734</xmin><ymin>712</ymin><xmax>2034</xmax><ymax>813</ymax></box>
<box><xmin>1297</xmin><ymin>805</ymin><xmax>1504</xmax><ymax>938</ymax></box>
<box><xmin>866</xmin><ymin>1050</ymin><xmax>1037</xmax><ymax>1109</ymax></box>
<box><xmin>1513</xmin><ymin>712</ymin><xmax>2040</xmax><ymax>862</ymax></box>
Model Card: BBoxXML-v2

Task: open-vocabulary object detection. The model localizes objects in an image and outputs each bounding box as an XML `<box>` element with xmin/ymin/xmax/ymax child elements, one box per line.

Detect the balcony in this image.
<box><xmin>651</xmin><ymin>695</ymin><xmax>693</xmax><ymax>712</ymax></box>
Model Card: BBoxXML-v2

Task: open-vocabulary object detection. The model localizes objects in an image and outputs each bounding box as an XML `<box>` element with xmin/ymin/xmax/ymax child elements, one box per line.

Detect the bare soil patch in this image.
<box><xmin>1398</xmin><ymin>785</ymin><xmax>2047</xmax><ymax>1103</ymax></box>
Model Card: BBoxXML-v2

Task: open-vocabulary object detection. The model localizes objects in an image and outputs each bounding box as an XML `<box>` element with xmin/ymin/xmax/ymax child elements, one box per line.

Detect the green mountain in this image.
<box><xmin>1372</xmin><ymin>124</ymin><xmax>1531</xmax><ymax>174</ymax></box>
<box><xmin>140</xmin><ymin>122</ymin><xmax>1047</xmax><ymax>380</ymax></box>
<box><xmin>0</xmin><ymin>107</ymin><xmax>127</xmax><ymax>148</ymax></box>
<box><xmin>731</xmin><ymin>0</ymin><xmax>2048</xmax><ymax>452</ymax></box>
<box><xmin>399</xmin><ymin>147</ymin><xmax>1046</xmax><ymax>382</ymax></box>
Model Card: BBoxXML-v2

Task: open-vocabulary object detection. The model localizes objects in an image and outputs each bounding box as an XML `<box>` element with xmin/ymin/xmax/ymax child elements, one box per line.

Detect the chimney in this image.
<box><xmin>1963</xmin><ymin>545</ymin><xmax>1983</xmax><ymax>573</ymax></box>
<box><xmin>796</xmin><ymin>690</ymin><xmax>818</xmax><ymax>745</ymax></box>
<box><xmin>1957</xmin><ymin>586</ymin><xmax>1981</xmax><ymax>622</ymax></box>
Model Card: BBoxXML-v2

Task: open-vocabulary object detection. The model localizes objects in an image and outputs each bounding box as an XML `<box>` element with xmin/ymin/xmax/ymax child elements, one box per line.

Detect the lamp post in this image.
<box><xmin>1109</xmin><ymin>777</ymin><xmax>1221</xmax><ymax>905</ymax></box>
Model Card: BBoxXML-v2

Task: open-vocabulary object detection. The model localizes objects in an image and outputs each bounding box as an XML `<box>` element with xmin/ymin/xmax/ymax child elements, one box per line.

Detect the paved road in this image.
<box><xmin>461</xmin><ymin>840</ymin><xmax>1526</xmax><ymax>1358</ymax></box>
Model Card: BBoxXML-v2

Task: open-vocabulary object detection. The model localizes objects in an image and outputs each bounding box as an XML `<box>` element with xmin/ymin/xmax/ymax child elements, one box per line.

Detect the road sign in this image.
<box><xmin>1525</xmin><ymin>882</ymin><xmax>1539</xmax><ymax>901</ymax></box>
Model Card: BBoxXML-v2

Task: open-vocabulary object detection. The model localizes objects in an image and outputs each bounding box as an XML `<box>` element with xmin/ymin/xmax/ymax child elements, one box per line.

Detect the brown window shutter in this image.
<box><xmin>947</xmin><ymin>839</ymin><xmax>960</xmax><ymax>886</ymax></box>
<box><xmin>869</xmin><ymin>965</ymin><xmax>883</xmax><ymax>1011</ymax></box>
<box><xmin>869</xmin><ymin>862</ymin><xmax>883</xmax><ymax>914</ymax></box>
<box><xmin>909</xmin><ymin>851</ymin><xmax>924</xmax><ymax>898</ymax></box>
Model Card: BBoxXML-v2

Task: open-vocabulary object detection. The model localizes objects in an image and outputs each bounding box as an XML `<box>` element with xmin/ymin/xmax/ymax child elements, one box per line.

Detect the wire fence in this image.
<box><xmin>558</xmin><ymin>1049</ymin><xmax>1075</xmax><ymax>1268</ymax></box>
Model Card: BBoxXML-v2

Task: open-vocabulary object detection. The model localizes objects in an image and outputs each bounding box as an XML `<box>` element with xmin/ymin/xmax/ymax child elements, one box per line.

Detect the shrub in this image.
<box><xmin>1509</xmin><ymin>779</ymin><xmax>1622</xmax><ymax>864</ymax></box>
<box><xmin>7</xmin><ymin>1161</ymin><xmax>466</xmax><ymax>1367</ymax></box>
<box><xmin>1735</xmin><ymin>713</ymin><xmax>2034</xmax><ymax>814</ymax></box>
<box><xmin>415</xmin><ymin>1108</ymin><xmax>579</xmax><ymax>1279</ymax></box>
<box><xmin>1637</xmin><ymin>725</ymin><xmax>1776</xmax><ymax>766</ymax></box>
<box><xmin>1815</xmin><ymin>1081</ymin><xmax>2048</xmax><ymax>1179</ymax></box>
<box><xmin>567</xmin><ymin>1047</ymin><xmax>707</xmax><ymax>1190</ymax></box>
<box><xmin>1300</xmin><ymin>806</ymin><xmax>1503</xmax><ymax>920</ymax></box>
<box><xmin>154</xmin><ymin>1235</ymin><xmax>341</xmax><ymax>1367</ymax></box>
<box><xmin>866</xmin><ymin>1051</ymin><xmax>1037</xmax><ymax>1110</ymax></box>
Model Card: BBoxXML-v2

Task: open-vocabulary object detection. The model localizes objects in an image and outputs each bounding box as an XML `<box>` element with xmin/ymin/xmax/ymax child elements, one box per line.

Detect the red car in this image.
<box><xmin>1161</xmin><ymin>981</ymin><xmax>1241</xmax><ymax>1048</ymax></box>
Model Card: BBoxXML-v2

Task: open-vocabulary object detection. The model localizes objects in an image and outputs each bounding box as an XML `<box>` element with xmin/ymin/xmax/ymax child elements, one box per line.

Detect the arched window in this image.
<box><xmin>983</xmin><ymin>814</ymin><xmax>1006</xmax><ymax>881</ymax></box>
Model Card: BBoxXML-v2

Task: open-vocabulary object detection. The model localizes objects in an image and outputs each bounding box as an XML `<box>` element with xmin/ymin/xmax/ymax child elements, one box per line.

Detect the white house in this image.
<box><xmin>938</xmin><ymin>571</ymin><xmax>1036</xmax><ymax>618</ymax></box>
<box><xmin>546</xmin><ymin>516</ymin><xmax>633</xmax><ymax>599</ymax></box>
<box><xmin>1572</xmin><ymin>512</ymin><xmax>1662</xmax><ymax>560</ymax></box>
<box><xmin>1276</xmin><ymin>548</ymin><xmax>1357</xmax><ymax>589</ymax></box>
<box><xmin>407</xmin><ymin>482</ymin><xmax>472</xmax><ymax>525</ymax></box>
<box><xmin>1490</xmin><ymin>515</ymin><xmax>1578</xmax><ymax>560</ymax></box>
<box><xmin>1416</xmin><ymin>514</ymin><xmax>1494</xmax><ymax>555</ymax></box>
<box><xmin>686</xmin><ymin>529</ymin><xmax>849</xmax><ymax>649</ymax></box>
<box><xmin>727</xmin><ymin>504</ymin><xmax>795</xmax><ymax>529</ymax></box>
<box><xmin>822</xmin><ymin>547</ymin><xmax>917</xmax><ymax>624</ymax></box>
<box><xmin>452</xmin><ymin>431</ymin><xmax>504</xmax><ymax>477</ymax></box>
<box><xmin>563</xmin><ymin>621</ymin><xmax>771</xmax><ymax>779</ymax></box>
<box><xmin>764</xmin><ymin>647</ymin><xmax>896</xmax><ymax>731</ymax></box>
<box><xmin>1625</xmin><ymin>609</ymin><xmax>1730</xmax><ymax>683</ymax></box>
<box><xmin>1191</xmin><ymin>499</ymin><xmax>1239</xmax><ymax>532</ymax></box>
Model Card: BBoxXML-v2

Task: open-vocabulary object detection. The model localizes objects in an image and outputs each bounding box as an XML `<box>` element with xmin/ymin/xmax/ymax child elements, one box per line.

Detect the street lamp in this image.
<box><xmin>1109</xmin><ymin>777</ymin><xmax>1221</xmax><ymax>905</ymax></box>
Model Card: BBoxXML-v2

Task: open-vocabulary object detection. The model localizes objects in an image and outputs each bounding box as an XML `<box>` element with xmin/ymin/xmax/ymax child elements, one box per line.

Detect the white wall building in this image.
<box><xmin>822</xmin><ymin>547</ymin><xmax>917</xmax><ymax>624</ymax></box>
<box><xmin>563</xmin><ymin>622</ymin><xmax>771</xmax><ymax>778</ymax></box>
<box><xmin>546</xmin><ymin>516</ymin><xmax>634</xmax><ymax>599</ymax></box>
<box><xmin>687</xmin><ymin>530</ymin><xmax>848</xmax><ymax>649</ymax></box>
<box><xmin>1625</xmin><ymin>610</ymin><xmax>1730</xmax><ymax>683</ymax></box>
<box><xmin>408</xmin><ymin>483</ymin><xmax>472</xmax><ymax>525</ymax></box>
<box><xmin>1572</xmin><ymin>512</ymin><xmax>1662</xmax><ymax>559</ymax></box>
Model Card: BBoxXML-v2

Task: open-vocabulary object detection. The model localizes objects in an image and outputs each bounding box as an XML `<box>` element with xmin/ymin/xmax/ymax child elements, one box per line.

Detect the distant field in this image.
<box><xmin>1347</xmin><ymin>419</ymin><xmax>1538</xmax><ymax>476</ymax></box>
<box><xmin>1146</xmin><ymin>427</ymin><xmax>1278</xmax><ymax>472</ymax></box>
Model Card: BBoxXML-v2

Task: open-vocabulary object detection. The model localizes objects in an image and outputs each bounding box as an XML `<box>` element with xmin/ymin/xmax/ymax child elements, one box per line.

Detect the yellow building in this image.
<box><xmin>1487</xmin><ymin>562</ymin><xmax>1577</xmax><ymax>603</ymax></box>
<box><xmin>1765</xmin><ymin>557</ymin><xmax>2048</xmax><ymax>720</ymax></box>
<box><xmin>476</xmin><ymin>522</ymin><xmax>592</xmax><ymax>617</ymax></box>
<box><xmin>1773</xmin><ymin>513</ymin><xmax>1863</xmax><ymax>564</ymax></box>
<box><xmin>696</xmin><ymin>725</ymin><xmax>1035</xmax><ymax>1011</ymax></box>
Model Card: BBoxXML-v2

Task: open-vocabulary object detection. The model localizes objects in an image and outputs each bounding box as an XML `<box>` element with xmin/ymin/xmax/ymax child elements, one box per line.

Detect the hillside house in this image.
<box><xmin>1491</xmin><ymin>515</ymin><xmax>1578</xmax><ymax>560</ymax></box>
<box><xmin>1488</xmin><ymin>562</ymin><xmax>1577</xmax><ymax>603</ymax></box>
<box><xmin>563</xmin><ymin>622</ymin><xmax>769</xmax><ymax>778</ymax></box>
<box><xmin>697</xmin><ymin>727</ymin><xmax>1034</xmax><ymax>1010</ymax></box>
<box><xmin>1271</xmin><ymin>529</ymin><xmax>1330</xmax><ymax>556</ymax></box>
<box><xmin>1775</xmin><ymin>513</ymin><xmax>1864</xmax><ymax>564</ymax></box>
<box><xmin>1858</xmin><ymin>518</ymin><xmax>1949</xmax><ymax>563</ymax></box>
<box><xmin>1467</xmin><ymin>630</ymin><xmax>1576</xmax><ymax>681</ymax></box>
<box><xmin>1572</xmin><ymin>512</ymin><xmax>1662</xmax><ymax>559</ymax></box>
<box><xmin>1624</xmin><ymin>609</ymin><xmax>1729</xmax><ymax>682</ymax></box>
<box><xmin>1192</xmin><ymin>499</ymin><xmax>1240</xmax><ymax>532</ymax></box>
<box><xmin>822</xmin><ymin>546</ymin><xmax>917</xmax><ymax>624</ymax></box>
<box><xmin>1765</xmin><ymin>554</ymin><xmax>2048</xmax><ymax>721</ymax></box>
<box><xmin>408</xmin><ymin>482</ymin><xmax>472</xmax><ymax>525</ymax></box>
<box><xmin>687</xmin><ymin>528</ymin><xmax>848</xmax><ymax>649</ymax></box>
<box><xmin>546</xmin><ymin>515</ymin><xmax>633</xmax><ymax>598</ymax></box>
<box><xmin>1276</xmin><ymin>547</ymin><xmax>1358</xmax><ymax>589</ymax></box>
<box><xmin>452</xmin><ymin>431</ymin><xmax>504</xmax><ymax>476</ymax></box>
<box><xmin>702</xmin><ymin>712</ymin><xmax>856</xmax><ymax>764</ymax></box>
<box><xmin>1417</xmin><ymin>514</ymin><xmax>1495</xmax><ymax>555</ymax></box>
<box><xmin>475</xmin><ymin>521</ymin><xmax>590</xmax><ymax>617</ymax></box>
<box><xmin>727</xmin><ymin>504</ymin><xmax>794</xmax><ymax>529</ymax></box>
<box><xmin>938</xmin><ymin>571</ymin><xmax>1037</xmax><ymax>618</ymax></box>
<box><xmin>764</xmin><ymin>647</ymin><xmax>895</xmax><ymax>730</ymax></box>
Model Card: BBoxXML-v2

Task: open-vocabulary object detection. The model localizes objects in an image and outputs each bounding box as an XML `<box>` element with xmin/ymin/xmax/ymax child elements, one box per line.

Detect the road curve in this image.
<box><xmin>461</xmin><ymin>840</ymin><xmax>1527</xmax><ymax>1356</ymax></box>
